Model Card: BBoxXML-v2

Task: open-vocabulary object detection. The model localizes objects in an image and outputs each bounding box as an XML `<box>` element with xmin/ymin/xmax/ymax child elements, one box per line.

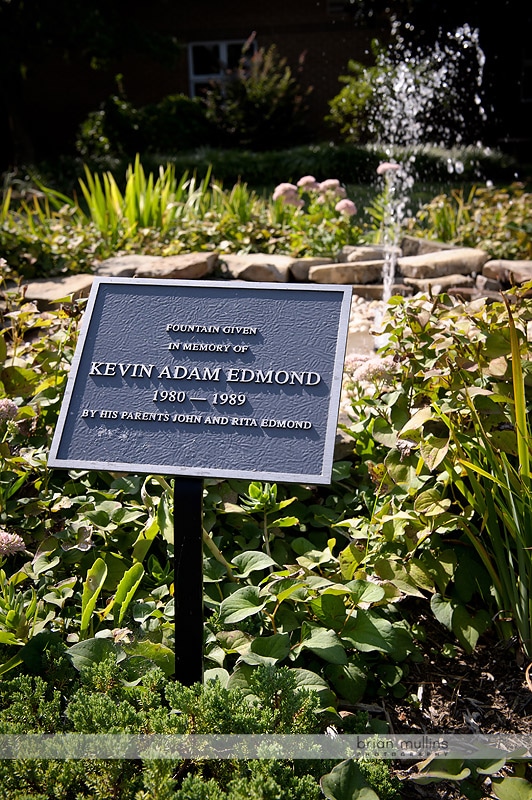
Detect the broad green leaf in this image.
<box><xmin>240</xmin><ymin>633</ymin><xmax>291</xmax><ymax>666</ymax></box>
<box><xmin>399</xmin><ymin>406</ymin><xmax>434</xmax><ymax>434</ymax></box>
<box><xmin>347</xmin><ymin>579</ymin><xmax>385</xmax><ymax>605</ymax></box>
<box><xmin>420</xmin><ymin>435</ymin><xmax>450</xmax><ymax>471</ymax></box>
<box><xmin>216</xmin><ymin>630</ymin><xmax>253</xmax><ymax>654</ymax></box>
<box><xmin>384</xmin><ymin>448</ymin><xmax>425</xmax><ymax>491</ymax></box>
<box><xmin>413</xmin><ymin>488</ymin><xmax>451</xmax><ymax>516</ymax></box>
<box><xmin>413</xmin><ymin>757</ymin><xmax>471</xmax><ymax>782</ymax></box>
<box><xmin>204</xmin><ymin>668</ymin><xmax>230</xmax><ymax>687</ymax></box>
<box><xmin>218</xmin><ymin>586</ymin><xmax>266</xmax><ymax>624</ymax></box>
<box><xmin>331</xmin><ymin>461</ymin><xmax>352</xmax><ymax>481</ymax></box>
<box><xmin>342</xmin><ymin>611</ymin><xmax>395</xmax><ymax>653</ymax></box>
<box><xmin>81</xmin><ymin>558</ymin><xmax>108</xmax><ymax>632</ymax></box>
<box><xmin>289</xmin><ymin>668</ymin><xmax>337</xmax><ymax>709</ymax></box>
<box><xmin>1</xmin><ymin>365</ymin><xmax>39</xmax><ymax>395</ymax></box>
<box><xmin>339</xmin><ymin>543</ymin><xmax>366</xmax><ymax>580</ymax></box>
<box><xmin>309</xmin><ymin>594</ymin><xmax>347</xmax><ymax>630</ymax></box>
<box><xmin>491</xmin><ymin>776</ymin><xmax>532</xmax><ymax>800</ymax></box>
<box><xmin>299</xmin><ymin>626</ymin><xmax>347</xmax><ymax>664</ymax></box>
<box><xmin>484</xmin><ymin>331</ymin><xmax>511</xmax><ymax>359</ymax></box>
<box><xmin>114</xmin><ymin>562</ymin><xmax>145</xmax><ymax>624</ymax></box>
<box><xmin>374</xmin><ymin>559</ymin><xmax>426</xmax><ymax>598</ymax></box>
<box><xmin>232</xmin><ymin>550</ymin><xmax>276</xmax><ymax>577</ymax></box>
<box><xmin>325</xmin><ymin>663</ymin><xmax>367</xmax><ymax>703</ymax></box>
<box><xmin>66</xmin><ymin>637</ymin><xmax>117</xmax><ymax>672</ymax></box>
<box><xmin>430</xmin><ymin>594</ymin><xmax>454</xmax><ymax>632</ymax></box>
<box><xmin>320</xmin><ymin>759</ymin><xmax>379</xmax><ymax>800</ymax></box>
<box><xmin>123</xmin><ymin>640</ymin><xmax>175</xmax><ymax>676</ymax></box>
<box><xmin>452</xmin><ymin>606</ymin><xmax>491</xmax><ymax>653</ymax></box>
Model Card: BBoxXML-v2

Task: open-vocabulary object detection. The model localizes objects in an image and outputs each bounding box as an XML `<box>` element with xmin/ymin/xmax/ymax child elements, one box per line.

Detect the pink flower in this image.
<box><xmin>376</xmin><ymin>162</ymin><xmax>401</xmax><ymax>175</ymax></box>
<box><xmin>0</xmin><ymin>530</ymin><xmax>25</xmax><ymax>556</ymax></box>
<box><xmin>272</xmin><ymin>182</ymin><xmax>299</xmax><ymax>201</ymax></box>
<box><xmin>0</xmin><ymin>399</ymin><xmax>17</xmax><ymax>421</ymax></box>
<box><xmin>297</xmin><ymin>175</ymin><xmax>320</xmax><ymax>190</ymax></box>
<box><xmin>335</xmin><ymin>198</ymin><xmax>357</xmax><ymax>216</ymax></box>
<box><xmin>319</xmin><ymin>179</ymin><xmax>341</xmax><ymax>191</ymax></box>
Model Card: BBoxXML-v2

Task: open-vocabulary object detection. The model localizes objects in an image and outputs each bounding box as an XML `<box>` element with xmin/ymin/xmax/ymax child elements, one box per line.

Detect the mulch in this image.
<box><xmin>350</xmin><ymin>617</ymin><xmax>532</xmax><ymax>798</ymax></box>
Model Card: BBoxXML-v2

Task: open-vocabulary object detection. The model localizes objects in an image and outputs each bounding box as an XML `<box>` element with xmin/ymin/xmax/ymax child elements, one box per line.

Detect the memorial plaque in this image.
<box><xmin>48</xmin><ymin>278</ymin><xmax>351</xmax><ymax>484</ymax></box>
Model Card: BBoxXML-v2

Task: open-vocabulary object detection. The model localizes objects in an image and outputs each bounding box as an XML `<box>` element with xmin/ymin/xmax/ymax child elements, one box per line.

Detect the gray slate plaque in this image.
<box><xmin>48</xmin><ymin>278</ymin><xmax>351</xmax><ymax>483</ymax></box>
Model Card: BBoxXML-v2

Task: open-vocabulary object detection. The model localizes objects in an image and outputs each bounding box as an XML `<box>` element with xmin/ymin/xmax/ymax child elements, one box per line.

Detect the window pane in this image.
<box><xmin>192</xmin><ymin>44</ymin><xmax>220</xmax><ymax>76</ymax></box>
<box><xmin>227</xmin><ymin>42</ymin><xmax>245</xmax><ymax>69</ymax></box>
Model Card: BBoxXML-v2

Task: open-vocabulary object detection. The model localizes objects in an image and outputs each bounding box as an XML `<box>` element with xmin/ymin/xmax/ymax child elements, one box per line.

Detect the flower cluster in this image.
<box><xmin>0</xmin><ymin>530</ymin><xmax>25</xmax><ymax>556</ymax></box>
<box><xmin>272</xmin><ymin>176</ymin><xmax>357</xmax><ymax>217</ymax></box>
<box><xmin>0</xmin><ymin>399</ymin><xmax>18</xmax><ymax>421</ymax></box>
<box><xmin>341</xmin><ymin>352</ymin><xmax>398</xmax><ymax>409</ymax></box>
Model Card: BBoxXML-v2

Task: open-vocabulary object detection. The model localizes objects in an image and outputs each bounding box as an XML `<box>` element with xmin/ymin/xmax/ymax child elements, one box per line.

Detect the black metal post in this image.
<box><xmin>173</xmin><ymin>477</ymin><xmax>204</xmax><ymax>685</ymax></box>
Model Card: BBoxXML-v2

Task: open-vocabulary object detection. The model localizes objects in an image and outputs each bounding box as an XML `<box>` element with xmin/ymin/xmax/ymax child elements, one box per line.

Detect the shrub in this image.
<box><xmin>76</xmin><ymin>84</ymin><xmax>213</xmax><ymax>160</ymax></box>
<box><xmin>203</xmin><ymin>40</ymin><xmax>311</xmax><ymax>151</ymax></box>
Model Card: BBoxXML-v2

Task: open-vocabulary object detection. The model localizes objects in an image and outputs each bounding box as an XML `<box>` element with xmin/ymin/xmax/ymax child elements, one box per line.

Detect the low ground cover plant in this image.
<box><xmin>0</xmin><ymin>158</ymin><xmax>532</xmax><ymax>797</ymax></box>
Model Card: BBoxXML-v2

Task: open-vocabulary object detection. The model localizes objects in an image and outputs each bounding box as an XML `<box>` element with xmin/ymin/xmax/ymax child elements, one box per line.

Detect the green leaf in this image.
<box><xmin>272</xmin><ymin>515</ymin><xmax>299</xmax><ymax>527</ymax></box>
<box><xmin>114</xmin><ymin>562</ymin><xmax>145</xmax><ymax>625</ymax></box>
<box><xmin>216</xmin><ymin>630</ymin><xmax>253</xmax><ymax>654</ymax></box>
<box><xmin>414</xmin><ymin>488</ymin><xmax>451</xmax><ymax>517</ymax></box>
<box><xmin>289</xmin><ymin>668</ymin><xmax>337</xmax><ymax>709</ymax></box>
<box><xmin>81</xmin><ymin>558</ymin><xmax>108</xmax><ymax>633</ymax></box>
<box><xmin>231</xmin><ymin>550</ymin><xmax>277</xmax><ymax>577</ymax></box>
<box><xmin>300</xmin><ymin>626</ymin><xmax>347</xmax><ymax>664</ymax></box>
<box><xmin>157</xmin><ymin>491</ymin><xmax>174</xmax><ymax>544</ymax></box>
<box><xmin>66</xmin><ymin>638</ymin><xmax>118</xmax><ymax>672</ymax></box>
<box><xmin>204</xmin><ymin>668</ymin><xmax>230</xmax><ymax>687</ymax></box>
<box><xmin>430</xmin><ymin>593</ymin><xmax>454</xmax><ymax>632</ymax></box>
<box><xmin>331</xmin><ymin>461</ymin><xmax>352</xmax><ymax>481</ymax></box>
<box><xmin>218</xmin><ymin>586</ymin><xmax>266</xmax><ymax>624</ymax></box>
<box><xmin>309</xmin><ymin>594</ymin><xmax>347</xmax><ymax>630</ymax></box>
<box><xmin>1</xmin><ymin>365</ymin><xmax>39</xmax><ymax>395</ymax></box>
<box><xmin>374</xmin><ymin>559</ymin><xmax>426</xmax><ymax>598</ymax></box>
<box><xmin>342</xmin><ymin>610</ymin><xmax>395</xmax><ymax>653</ymax></box>
<box><xmin>123</xmin><ymin>640</ymin><xmax>175</xmax><ymax>676</ymax></box>
<box><xmin>452</xmin><ymin>606</ymin><xmax>491</xmax><ymax>653</ymax></box>
<box><xmin>325</xmin><ymin>663</ymin><xmax>367</xmax><ymax>703</ymax></box>
<box><xmin>413</xmin><ymin>757</ymin><xmax>471</xmax><ymax>782</ymax></box>
<box><xmin>491</xmin><ymin>776</ymin><xmax>532</xmax><ymax>800</ymax></box>
<box><xmin>240</xmin><ymin>633</ymin><xmax>291</xmax><ymax>666</ymax></box>
<box><xmin>420</xmin><ymin>435</ymin><xmax>450</xmax><ymax>471</ymax></box>
<box><xmin>320</xmin><ymin>759</ymin><xmax>379</xmax><ymax>800</ymax></box>
<box><xmin>347</xmin><ymin>579</ymin><xmax>386</xmax><ymax>605</ymax></box>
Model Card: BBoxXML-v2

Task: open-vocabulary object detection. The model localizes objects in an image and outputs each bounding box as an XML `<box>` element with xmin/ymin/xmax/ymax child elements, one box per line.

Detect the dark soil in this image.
<box><xmin>353</xmin><ymin>620</ymin><xmax>532</xmax><ymax>799</ymax></box>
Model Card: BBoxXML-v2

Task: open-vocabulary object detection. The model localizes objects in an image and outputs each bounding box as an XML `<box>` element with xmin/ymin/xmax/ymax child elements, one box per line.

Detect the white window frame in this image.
<box><xmin>188</xmin><ymin>39</ymin><xmax>256</xmax><ymax>97</ymax></box>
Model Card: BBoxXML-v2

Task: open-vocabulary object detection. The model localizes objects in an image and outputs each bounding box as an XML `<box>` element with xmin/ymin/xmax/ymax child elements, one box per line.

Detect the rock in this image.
<box><xmin>308</xmin><ymin>260</ymin><xmax>385</xmax><ymax>284</ymax></box>
<box><xmin>22</xmin><ymin>274</ymin><xmax>95</xmax><ymax>309</ymax></box>
<box><xmin>447</xmin><ymin>286</ymin><xmax>501</xmax><ymax>302</ymax></box>
<box><xmin>398</xmin><ymin>247</ymin><xmax>489</xmax><ymax>279</ymax></box>
<box><xmin>344</xmin><ymin>245</ymin><xmax>400</xmax><ymax>262</ymax></box>
<box><xmin>350</xmin><ymin>283</ymin><xmax>413</xmax><ymax>300</ymax></box>
<box><xmin>400</xmin><ymin>235</ymin><xmax>457</xmax><ymax>257</ymax></box>
<box><xmin>475</xmin><ymin>274</ymin><xmax>502</xmax><ymax>293</ymax></box>
<box><xmin>95</xmin><ymin>255</ymin><xmax>162</xmax><ymax>276</ymax></box>
<box><xmin>482</xmin><ymin>259</ymin><xmax>532</xmax><ymax>285</ymax></box>
<box><xmin>404</xmin><ymin>273</ymin><xmax>475</xmax><ymax>292</ymax></box>
<box><xmin>220</xmin><ymin>254</ymin><xmax>295</xmax><ymax>282</ymax></box>
<box><xmin>96</xmin><ymin>253</ymin><xmax>217</xmax><ymax>279</ymax></box>
<box><xmin>289</xmin><ymin>257</ymin><xmax>334</xmax><ymax>281</ymax></box>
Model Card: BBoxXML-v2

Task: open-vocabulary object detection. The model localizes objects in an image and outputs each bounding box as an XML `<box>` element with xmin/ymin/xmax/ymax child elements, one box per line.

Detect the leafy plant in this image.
<box><xmin>203</xmin><ymin>37</ymin><xmax>311</xmax><ymax>151</ymax></box>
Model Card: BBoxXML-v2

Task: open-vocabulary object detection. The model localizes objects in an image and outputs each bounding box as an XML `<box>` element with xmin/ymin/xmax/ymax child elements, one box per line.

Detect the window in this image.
<box><xmin>188</xmin><ymin>39</ymin><xmax>256</xmax><ymax>97</ymax></box>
